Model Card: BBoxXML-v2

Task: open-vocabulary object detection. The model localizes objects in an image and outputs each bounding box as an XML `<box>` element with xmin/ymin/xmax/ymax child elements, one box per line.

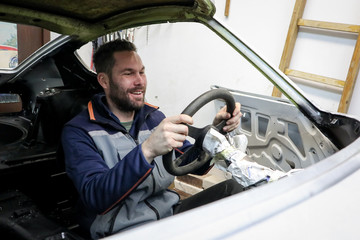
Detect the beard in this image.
<box><xmin>108</xmin><ymin>79</ymin><xmax>145</xmax><ymax>112</ymax></box>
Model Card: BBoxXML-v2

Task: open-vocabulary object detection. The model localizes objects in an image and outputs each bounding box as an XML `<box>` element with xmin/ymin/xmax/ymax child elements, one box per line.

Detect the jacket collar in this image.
<box><xmin>88</xmin><ymin>92</ymin><xmax>158</xmax><ymax>132</ymax></box>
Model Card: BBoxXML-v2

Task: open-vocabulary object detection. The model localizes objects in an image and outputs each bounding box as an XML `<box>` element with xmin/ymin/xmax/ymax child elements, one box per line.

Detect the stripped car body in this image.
<box><xmin>0</xmin><ymin>0</ymin><xmax>359</xmax><ymax>239</ymax></box>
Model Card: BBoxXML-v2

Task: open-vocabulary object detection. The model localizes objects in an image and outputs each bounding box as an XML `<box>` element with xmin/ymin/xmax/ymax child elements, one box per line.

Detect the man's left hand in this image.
<box><xmin>213</xmin><ymin>102</ymin><xmax>242</xmax><ymax>133</ymax></box>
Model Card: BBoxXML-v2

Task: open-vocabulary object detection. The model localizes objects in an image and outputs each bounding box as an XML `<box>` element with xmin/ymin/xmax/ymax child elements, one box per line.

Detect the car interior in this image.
<box><xmin>1</xmin><ymin>0</ymin><xmax>360</xmax><ymax>239</ymax></box>
<box><xmin>0</xmin><ymin>33</ymin><xmax>341</xmax><ymax>239</ymax></box>
<box><xmin>0</xmin><ymin>37</ymin><xmax>100</xmax><ymax>239</ymax></box>
<box><xmin>0</xmin><ymin>14</ymin><xmax>360</xmax><ymax>240</ymax></box>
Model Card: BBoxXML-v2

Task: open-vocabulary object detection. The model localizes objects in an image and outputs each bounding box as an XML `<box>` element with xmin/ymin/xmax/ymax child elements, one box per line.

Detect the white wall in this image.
<box><xmin>75</xmin><ymin>0</ymin><xmax>360</xmax><ymax>121</ymax></box>
<box><xmin>131</xmin><ymin>0</ymin><xmax>360</xmax><ymax>120</ymax></box>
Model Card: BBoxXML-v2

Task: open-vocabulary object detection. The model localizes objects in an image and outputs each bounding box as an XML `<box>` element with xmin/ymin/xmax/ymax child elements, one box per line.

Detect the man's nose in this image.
<box><xmin>134</xmin><ymin>72</ymin><xmax>145</xmax><ymax>84</ymax></box>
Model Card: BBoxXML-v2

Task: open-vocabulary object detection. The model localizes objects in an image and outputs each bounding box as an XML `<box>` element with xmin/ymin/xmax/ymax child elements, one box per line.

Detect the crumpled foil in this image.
<box><xmin>202</xmin><ymin>128</ymin><xmax>300</xmax><ymax>188</ymax></box>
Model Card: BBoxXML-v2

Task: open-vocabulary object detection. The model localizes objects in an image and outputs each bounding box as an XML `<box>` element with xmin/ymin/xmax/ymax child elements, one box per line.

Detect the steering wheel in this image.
<box><xmin>163</xmin><ymin>88</ymin><xmax>235</xmax><ymax>176</ymax></box>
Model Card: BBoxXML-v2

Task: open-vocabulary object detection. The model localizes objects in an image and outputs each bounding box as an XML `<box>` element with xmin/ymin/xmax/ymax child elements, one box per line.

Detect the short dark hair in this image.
<box><xmin>93</xmin><ymin>39</ymin><xmax>137</xmax><ymax>79</ymax></box>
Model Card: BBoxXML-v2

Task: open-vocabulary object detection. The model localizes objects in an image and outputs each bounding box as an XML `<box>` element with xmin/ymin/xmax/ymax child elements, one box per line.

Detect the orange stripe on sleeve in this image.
<box><xmin>101</xmin><ymin>168</ymin><xmax>152</xmax><ymax>215</ymax></box>
<box><xmin>175</xmin><ymin>148</ymin><xmax>184</xmax><ymax>154</ymax></box>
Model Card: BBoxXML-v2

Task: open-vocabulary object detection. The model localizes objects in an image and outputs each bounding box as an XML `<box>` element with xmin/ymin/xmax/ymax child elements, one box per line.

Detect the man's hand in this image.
<box><xmin>142</xmin><ymin>114</ymin><xmax>193</xmax><ymax>163</ymax></box>
<box><xmin>213</xmin><ymin>102</ymin><xmax>242</xmax><ymax>133</ymax></box>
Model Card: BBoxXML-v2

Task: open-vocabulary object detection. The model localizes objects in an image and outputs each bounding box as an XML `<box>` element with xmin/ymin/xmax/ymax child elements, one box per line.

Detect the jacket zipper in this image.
<box><xmin>126</xmin><ymin>133</ymin><xmax>160</xmax><ymax>220</ymax></box>
<box><xmin>108</xmin><ymin>202</ymin><xmax>124</xmax><ymax>234</ymax></box>
<box><xmin>144</xmin><ymin>199</ymin><xmax>160</xmax><ymax>220</ymax></box>
<box><xmin>150</xmin><ymin>171</ymin><xmax>156</xmax><ymax>194</ymax></box>
<box><xmin>143</xmin><ymin>172</ymin><xmax>160</xmax><ymax>220</ymax></box>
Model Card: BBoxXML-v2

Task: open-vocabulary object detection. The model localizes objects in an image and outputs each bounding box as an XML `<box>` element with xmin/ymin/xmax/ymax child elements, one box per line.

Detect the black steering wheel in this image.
<box><xmin>163</xmin><ymin>88</ymin><xmax>235</xmax><ymax>176</ymax></box>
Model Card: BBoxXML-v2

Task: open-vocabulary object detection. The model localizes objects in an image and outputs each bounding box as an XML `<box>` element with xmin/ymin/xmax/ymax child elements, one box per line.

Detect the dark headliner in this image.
<box><xmin>0</xmin><ymin>0</ymin><xmax>195</xmax><ymax>23</ymax></box>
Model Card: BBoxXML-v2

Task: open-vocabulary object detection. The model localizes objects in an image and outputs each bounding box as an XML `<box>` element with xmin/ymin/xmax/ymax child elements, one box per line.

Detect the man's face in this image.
<box><xmin>108</xmin><ymin>51</ymin><xmax>147</xmax><ymax>112</ymax></box>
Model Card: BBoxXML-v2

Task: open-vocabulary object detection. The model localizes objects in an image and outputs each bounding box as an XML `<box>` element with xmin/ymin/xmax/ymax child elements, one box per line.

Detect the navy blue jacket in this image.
<box><xmin>61</xmin><ymin>93</ymin><xmax>209</xmax><ymax>238</ymax></box>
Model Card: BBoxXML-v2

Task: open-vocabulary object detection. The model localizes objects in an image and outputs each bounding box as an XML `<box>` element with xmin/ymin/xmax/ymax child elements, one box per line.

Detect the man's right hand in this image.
<box><xmin>141</xmin><ymin>114</ymin><xmax>193</xmax><ymax>163</ymax></box>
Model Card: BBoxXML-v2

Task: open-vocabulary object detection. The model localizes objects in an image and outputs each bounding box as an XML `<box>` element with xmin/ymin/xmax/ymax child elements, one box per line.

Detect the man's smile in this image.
<box><xmin>132</xmin><ymin>91</ymin><xmax>143</xmax><ymax>95</ymax></box>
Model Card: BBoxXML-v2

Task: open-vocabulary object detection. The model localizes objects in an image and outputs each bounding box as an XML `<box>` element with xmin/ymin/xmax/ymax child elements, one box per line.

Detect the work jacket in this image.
<box><xmin>61</xmin><ymin>93</ymin><xmax>200</xmax><ymax>239</ymax></box>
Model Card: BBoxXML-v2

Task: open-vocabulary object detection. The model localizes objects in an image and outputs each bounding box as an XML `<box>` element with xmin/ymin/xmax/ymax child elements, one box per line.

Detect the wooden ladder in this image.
<box><xmin>271</xmin><ymin>0</ymin><xmax>360</xmax><ymax>113</ymax></box>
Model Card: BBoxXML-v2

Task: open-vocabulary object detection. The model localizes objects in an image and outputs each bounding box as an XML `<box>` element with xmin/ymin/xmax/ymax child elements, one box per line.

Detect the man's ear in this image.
<box><xmin>97</xmin><ymin>73</ymin><xmax>109</xmax><ymax>89</ymax></box>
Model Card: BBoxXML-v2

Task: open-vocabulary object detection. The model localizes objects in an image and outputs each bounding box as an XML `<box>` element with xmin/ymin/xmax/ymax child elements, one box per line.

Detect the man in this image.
<box><xmin>61</xmin><ymin>39</ymin><xmax>243</xmax><ymax>239</ymax></box>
